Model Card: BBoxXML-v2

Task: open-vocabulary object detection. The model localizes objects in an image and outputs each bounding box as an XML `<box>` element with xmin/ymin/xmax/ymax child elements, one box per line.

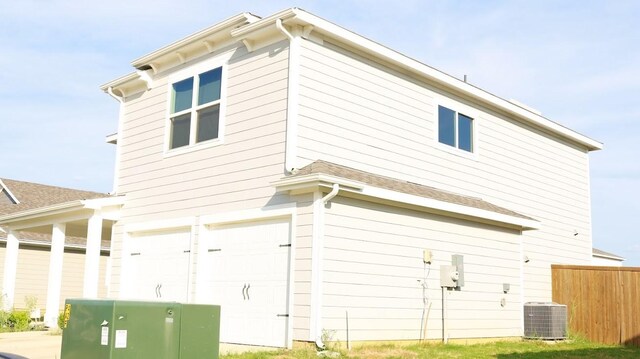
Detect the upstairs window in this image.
<box><xmin>438</xmin><ymin>105</ymin><xmax>473</xmax><ymax>152</ymax></box>
<box><xmin>170</xmin><ymin>67</ymin><xmax>222</xmax><ymax>149</ymax></box>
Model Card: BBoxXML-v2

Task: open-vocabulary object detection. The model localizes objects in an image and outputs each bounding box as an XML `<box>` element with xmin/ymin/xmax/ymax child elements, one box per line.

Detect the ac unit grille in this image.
<box><xmin>523</xmin><ymin>302</ymin><xmax>567</xmax><ymax>339</ymax></box>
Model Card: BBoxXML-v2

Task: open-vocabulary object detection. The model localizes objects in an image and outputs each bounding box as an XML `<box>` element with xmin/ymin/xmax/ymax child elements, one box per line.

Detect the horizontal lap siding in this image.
<box><xmin>293</xmin><ymin>193</ymin><xmax>313</xmax><ymax>340</ymax></box>
<box><xmin>323</xmin><ymin>197</ymin><xmax>522</xmax><ymax>341</ymax></box>
<box><xmin>298</xmin><ymin>39</ymin><xmax>592</xmax><ymax>303</ymax></box>
<box><xmin>117</xmin><ymin>42</ymin><xmax>289</xmax><ymax>222</ymax></box>
<box><xmin>10</xmin><ymin>246</ymin><xmax>108</xmax><ymax>310</ymax></box>
<box><xmin>111</xmin><ymin>42</ymin><xmax>292</xmax><ymax>298</ymax></box>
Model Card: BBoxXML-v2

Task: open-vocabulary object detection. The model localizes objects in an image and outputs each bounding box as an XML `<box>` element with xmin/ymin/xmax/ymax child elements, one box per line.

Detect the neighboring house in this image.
<box><xmin>1</xmin><ymin>8</ymin><xmax>602</xmax><ymax>346</ymax></box>
<box><xmin>0</xmin><ymin>179</ymin><xmax>117</xmax><ymax>327</ymax></box>
<box><xmin>592</xmin><ymin>247</ymin><xmax>624</xmax><ymax>266</ymax></box>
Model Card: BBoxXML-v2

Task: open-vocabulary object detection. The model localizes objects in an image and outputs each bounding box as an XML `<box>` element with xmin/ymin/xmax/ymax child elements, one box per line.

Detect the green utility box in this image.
<box><xmin>60</xmin><ymin>299</ymin><xmax>220</xmax><ymax>359</ymax></box>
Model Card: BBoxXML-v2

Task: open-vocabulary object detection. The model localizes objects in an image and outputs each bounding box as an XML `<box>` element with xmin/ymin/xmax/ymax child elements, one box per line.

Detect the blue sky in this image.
<box><xmin>1</xmin><ymin>1</ymin><xmax>638</xmax><ymax>265</ymax></box>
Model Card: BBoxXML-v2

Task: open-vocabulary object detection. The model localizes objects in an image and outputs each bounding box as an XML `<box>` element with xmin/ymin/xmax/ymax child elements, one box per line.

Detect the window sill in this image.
<box><xmin>436</xmin><ymin>141</ymin><xmax>479</xmax><ymax>161</ymax></box>
<box><xmin>163</xmin><ymin>138</ymin><xmax>224</xmax><ymax>158</ymax></box>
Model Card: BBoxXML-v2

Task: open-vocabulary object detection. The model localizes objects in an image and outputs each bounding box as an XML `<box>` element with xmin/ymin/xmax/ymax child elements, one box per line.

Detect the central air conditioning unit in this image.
<box><xmin>523</xmin><ymin>302</ymin><xmax>567</xmax><ymax>340</ymax></box>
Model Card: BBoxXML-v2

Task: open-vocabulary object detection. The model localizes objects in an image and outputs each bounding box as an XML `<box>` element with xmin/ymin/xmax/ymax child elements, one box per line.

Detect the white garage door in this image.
<box><xmin>196</xmin><ymin>219</ymin><xmax>291</xmax><ymax>347</ymax></box>
<box><xmin>123</xmin><ymin>229</ymin><xmax>191</xmax><ymax>302</ymax></box>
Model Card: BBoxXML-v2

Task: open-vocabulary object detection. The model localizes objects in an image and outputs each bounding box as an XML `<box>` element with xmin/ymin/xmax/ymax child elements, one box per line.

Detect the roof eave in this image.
<box><xmin>273</xmin><ymin>174</ymin><xmax>540</xmax><ymax>231</ymax></box>
<box><xmin>593</xmin><ymin>253</ymin><xmax>625</xmax><ymax>261</ymax></box>
<box><xmin>0</xmin><ymin>200</ymin><xmax>85</xmax><ymax>224</ymax></box>
<box><xmin>131</xmin><ymin>12</ymin><xmax>261</xmax><ymax>69</ymax></box>
<box><xmin>0</xmin><ymin>195</ymin><xmax>124</xmax><ymax>225</ymax></box>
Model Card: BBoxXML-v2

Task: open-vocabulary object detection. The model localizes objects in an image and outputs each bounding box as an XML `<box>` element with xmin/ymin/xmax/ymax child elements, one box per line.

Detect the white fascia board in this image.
<box><xmin>593</xmin><ymin>253</ymin><xmax>625</xmax><ymax>261</ymax></box>
<box><xmin>82</xmin><ymin>195</ymin><xmax>125</xmax><ymax>210</ymax></box>
<box><xmin>100</xmin><ymin>72</ymin><xmax>140</xmax><ymax>92</ymax></box>
<box><xmin>272</xmin><ymin>173</ymin><xmax>365</xmax><ymax>192</ymax></box>
<box><xmin>358</xmin><ymin>186</ymin><xmax>540</xmax><ymax>230</ymax></box>
<box><xmin>0</xmin><ymin>179</ymin><xmax>20</xmax><ymax>204</ymax></box>
<box><xmin>0</xmin><ymin>201</ymin><xmax>85</xmax><ymax>224</ymax></box>
<box><xmin>290</xmin><ymin>9</ymin><xmax>602</xmax><ymax>151</ymax></box>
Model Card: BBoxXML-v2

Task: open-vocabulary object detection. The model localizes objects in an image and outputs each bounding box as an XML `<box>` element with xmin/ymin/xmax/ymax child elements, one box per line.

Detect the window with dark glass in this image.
<box><xmin>170</xmin><ymin>67</ymin><xmax>222</xmax><ymax>149</ymax></box>
<box><xmin>438</xmin><ymin>105</ymin><xmax>473</xmax><ymax>153</ymax></box>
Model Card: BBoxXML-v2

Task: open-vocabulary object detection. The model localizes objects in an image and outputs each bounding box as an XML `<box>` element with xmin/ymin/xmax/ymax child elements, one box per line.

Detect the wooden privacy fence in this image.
<box><xmin>552</xmin><ymin>265</ymin><xmax>640</xmax><ymax>347</ymax></box>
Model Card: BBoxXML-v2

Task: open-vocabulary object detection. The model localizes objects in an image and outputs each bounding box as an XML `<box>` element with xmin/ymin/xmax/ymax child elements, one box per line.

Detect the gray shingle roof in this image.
<box><xmin>0</xmin><ymin>178</ymin><xmax>111</xmax><ymax>249</ymax></box>
<box><xmin>592</xmin><ymin>247</ymin><xmax>624</xmax><ymax>260</ymax></box>
<box><xmin>0</xmin><ymin>178</ymin><xmax>109</xmax><ymax>215</ymax></box>
<box><xmin>294</xmin><ymin>160</ymin><xmax>535</xmax><ymax>221</ymax></box>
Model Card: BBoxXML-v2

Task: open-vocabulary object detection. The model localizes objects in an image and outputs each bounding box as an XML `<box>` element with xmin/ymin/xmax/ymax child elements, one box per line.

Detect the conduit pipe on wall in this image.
<box><xmin>276</xmin><ymin>18</ymin><xmax>300</xmax><ymax>174</ymax></box>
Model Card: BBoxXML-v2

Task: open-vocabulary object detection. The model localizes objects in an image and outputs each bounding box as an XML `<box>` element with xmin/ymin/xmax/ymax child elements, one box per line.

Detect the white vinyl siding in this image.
<box><xmin>297</xmin><ymin>38</ymin><xmax>592</xmax><ymax>302</ymax></box>
<box><xmin>109</xmin><ymin>41</ymin><xmax>292</xmax><ymax>298</ymax></box>
<box><xmin>322</xmin><ymin>197</ymin><xmax>522</xmax><ymax>340</ymax></box>
<box><xmin>292</xmin><ymin>193</ymin><xmax>314</xmax><ymax>340</ymax></box>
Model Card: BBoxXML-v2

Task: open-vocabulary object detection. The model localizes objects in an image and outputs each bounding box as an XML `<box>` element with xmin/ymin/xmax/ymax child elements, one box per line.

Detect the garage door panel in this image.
<box><xmin>124</xmin><ymin>229</ymin><xmax>191</xmax><ymax>302</ymax></box>
<box><xmin>196</xmin><ymin>219</ymin><xmax>291</xmax><ymax>347</ymax></box>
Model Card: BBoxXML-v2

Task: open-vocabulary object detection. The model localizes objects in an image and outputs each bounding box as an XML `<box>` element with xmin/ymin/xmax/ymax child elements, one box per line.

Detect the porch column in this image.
<box><xmin>1</xmin><ymin>230</ymin><xmax>19</xmax><ymax>310</ymax></box>
<box><xmin>83</xmin><ymin>211</ymin><xmax>103</xmax><ymax>298</ymax></box>
<box><xmin>44</xmin><ymin>223</ymin><xmax>66</xmax><ymax>328</ymax></box>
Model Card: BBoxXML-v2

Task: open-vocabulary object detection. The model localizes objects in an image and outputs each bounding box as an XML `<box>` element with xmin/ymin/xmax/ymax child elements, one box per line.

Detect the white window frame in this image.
<box><xmin>435</xmin><ymin>96</ymin><xmax>480</xmax><ymax>160</ymax></box>
<box><xmin>164</xmin><ymin>54</ymin><xmax>230</xmax><ymax>157</ymax></box>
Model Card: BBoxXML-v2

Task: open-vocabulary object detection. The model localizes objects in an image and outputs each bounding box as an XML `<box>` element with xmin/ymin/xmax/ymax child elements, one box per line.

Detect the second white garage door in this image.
<box><xmin>196</xmin><ymin>218</ymin><xmax>291</xmax><ymax>347</ymax></box>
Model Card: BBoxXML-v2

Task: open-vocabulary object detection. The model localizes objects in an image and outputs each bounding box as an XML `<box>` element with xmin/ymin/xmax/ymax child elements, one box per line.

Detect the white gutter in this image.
<box><xmin>0</xmin><ymin>201</ymin><xmax>85</xmax><ymax>224</ymax></box>
<box><xmin>276</xmin><ymin>18</ymin><xmax>300</xmax><ymax>174</ymax></box>
<box><xmin>0</xmin><ymin>196</ymin><xmax>123</xmax><ymax>225</ymax></box>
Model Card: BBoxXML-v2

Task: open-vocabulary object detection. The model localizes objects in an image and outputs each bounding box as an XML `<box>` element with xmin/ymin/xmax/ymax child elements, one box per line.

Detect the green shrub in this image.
<box><xmin>58</xmin><ymin>311</ymin><xmax>65</xmax><ymax>330</ymax></box>
<box><xmin>7</xmin><ymin>311</ymin><xmax>29</xmax><ymax>331</ymax></box>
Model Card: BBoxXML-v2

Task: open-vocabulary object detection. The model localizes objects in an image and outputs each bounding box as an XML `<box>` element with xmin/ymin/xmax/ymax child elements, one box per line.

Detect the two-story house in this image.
<box><xmin>2</xmin><ymin>8</ymin><xmax>602</xmax><ymax>348</ymax></box>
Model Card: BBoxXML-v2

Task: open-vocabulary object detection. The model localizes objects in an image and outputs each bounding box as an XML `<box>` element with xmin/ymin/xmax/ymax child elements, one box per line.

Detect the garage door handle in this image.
<box><xmin>246</xmin><ymin>284</ymin><xmax>251</xmax><ymax>300</ymax></box>
<box><xmin>242</xmin><ymin>284</ymin><xmax>247</xmax><ymax>300</ymax></box>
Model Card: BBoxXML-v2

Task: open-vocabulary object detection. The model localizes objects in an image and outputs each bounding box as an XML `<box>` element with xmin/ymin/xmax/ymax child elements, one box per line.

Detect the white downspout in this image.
<box><xmin>276</xmin><ymin>18</ymin><xmax>300</xmax><ymax>174</ymax></box>
<box><xmin>310</xmin><ymin>184</ymin><xmax>340</xmax><ymax>350</ymax></box>
<box><xmin>106</xmin><ymin>87</ymin><xmax>124</xmax><ymax>195</ymax></box>
<box><xmin>322</xmin><ymin>184</ymin><xmax>340</xmax><ymax>204</ymax></box>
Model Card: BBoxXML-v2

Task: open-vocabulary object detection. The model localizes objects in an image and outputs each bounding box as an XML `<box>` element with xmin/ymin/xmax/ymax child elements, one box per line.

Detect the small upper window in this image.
<box><xmin>438</xmin><ymin>105</ymin><xmax>473</xmax><ymax>152</ymax></box>
<box><xmin>170</xmin><ymin>67</ymin><xmax>222</xmax><ymax>149</ymax></box>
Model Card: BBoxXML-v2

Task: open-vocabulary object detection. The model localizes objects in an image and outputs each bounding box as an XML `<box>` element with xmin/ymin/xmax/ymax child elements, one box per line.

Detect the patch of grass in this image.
<box><xmin>221</xmin><ymin>339</ymin><xmax>640</xmax><ymax>359</ymax></box>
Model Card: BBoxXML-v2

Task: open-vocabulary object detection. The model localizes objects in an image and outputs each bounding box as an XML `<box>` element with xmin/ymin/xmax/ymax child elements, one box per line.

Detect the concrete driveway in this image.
<box><xmin>0</xmin><ymin>331</ymin><xmax>277</xmax><ymax>358</ymax></box>
<box><xmin>0</xmin><ymin>331</ymin><xmax>61</xmax><ymax>359</ymax></box>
